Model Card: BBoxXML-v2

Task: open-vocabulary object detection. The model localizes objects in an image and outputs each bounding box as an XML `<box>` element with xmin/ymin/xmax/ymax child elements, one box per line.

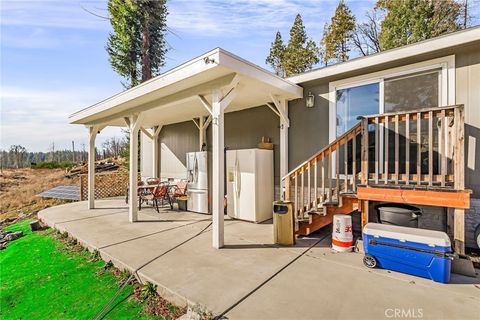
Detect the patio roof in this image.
<box><xmin>69</xmin><ymin>48</ymin><xmax>303</xmax><ymax>127</ymax></box>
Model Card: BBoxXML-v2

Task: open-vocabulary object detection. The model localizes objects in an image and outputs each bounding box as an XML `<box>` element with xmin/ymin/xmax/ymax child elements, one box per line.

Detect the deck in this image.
<box><xmin>38</xmin><ymin>199</ymin><xmax>480</xmax><ymax>319</ymax></box>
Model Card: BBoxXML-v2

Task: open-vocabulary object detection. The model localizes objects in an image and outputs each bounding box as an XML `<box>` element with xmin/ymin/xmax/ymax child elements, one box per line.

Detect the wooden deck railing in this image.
<box><xmin>284</xmin><ymin>122</ymin><xmax>362</xmax><ymax>221</ymax></box>
<box><xmin>283</xmin><ymin>104</ymin><xmax>465</xmax><ymax>222</ymax></box>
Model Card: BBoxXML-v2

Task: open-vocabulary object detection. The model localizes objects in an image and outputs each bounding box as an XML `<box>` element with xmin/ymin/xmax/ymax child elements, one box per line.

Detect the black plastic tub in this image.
<box><xmin>376</xmin><ymin>204</ymin><xmax>422</xmax><ymax>228</ymax></box>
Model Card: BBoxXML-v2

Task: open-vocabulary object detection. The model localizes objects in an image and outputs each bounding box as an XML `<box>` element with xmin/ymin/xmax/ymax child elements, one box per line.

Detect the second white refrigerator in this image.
<box><xmin>226</xmin><ymin>148</ymin><xmax>274</xmax><ymax>223</ymax></box>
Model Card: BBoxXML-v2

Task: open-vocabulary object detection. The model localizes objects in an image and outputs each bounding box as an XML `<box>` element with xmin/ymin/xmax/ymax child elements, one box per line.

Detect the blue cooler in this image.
<box><xmin>363</xmin><ymin>223</ymin><xmax>453</xmax><ymax>283</ymax></box>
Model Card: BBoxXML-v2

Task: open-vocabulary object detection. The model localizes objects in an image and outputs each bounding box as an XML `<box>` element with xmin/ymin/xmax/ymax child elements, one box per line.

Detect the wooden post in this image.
<box><xmin>361</xmin><ymin>118</ymin><xmax>369</xmax><ymax>185</ymax></box>
<box><xmin>361</xmin><ymin>200</ymin><xmax>369</xmax><ymax>229</ymax></box>
<box><xmin>284</xmin><ymin>176</ymin><xmax>290</xmax><ymax>201</ymax></box>
<box><xmin>453</xmin><ymin>106</ymin><xmax>465</xmax><ymax>254</ymax></box>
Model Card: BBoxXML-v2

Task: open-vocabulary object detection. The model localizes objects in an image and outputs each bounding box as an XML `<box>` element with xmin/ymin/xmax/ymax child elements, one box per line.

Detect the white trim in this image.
<box><xmin>70</xmin><ymin>48</ymin><xmax>302</xmax><ymax>125</ymax></box>
<box><xmin>288</xmin><ymin>26</ymin><xmax>479</xmax><ymax>84</ymax></box>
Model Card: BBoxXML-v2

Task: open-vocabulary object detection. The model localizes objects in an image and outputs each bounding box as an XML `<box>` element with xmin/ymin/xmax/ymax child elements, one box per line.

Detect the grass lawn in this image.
<box><xmin>0</xmin><ymin>220</ymin><xmax>157</xmax><ymax>319</ymax></box>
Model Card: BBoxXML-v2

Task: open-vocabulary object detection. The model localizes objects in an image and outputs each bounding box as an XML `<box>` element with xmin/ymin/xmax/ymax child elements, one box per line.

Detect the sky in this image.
<box><xmin>0</xmin><ymin>0</ymin><xmax>394</xmax><ymax>152</ymax></box>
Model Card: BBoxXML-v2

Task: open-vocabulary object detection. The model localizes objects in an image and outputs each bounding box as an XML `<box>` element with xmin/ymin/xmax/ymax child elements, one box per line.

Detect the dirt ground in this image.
<box><xmin>0</xmin><ymin>168</ymin><xmax>78</xmax><ymax>223</ymax></box>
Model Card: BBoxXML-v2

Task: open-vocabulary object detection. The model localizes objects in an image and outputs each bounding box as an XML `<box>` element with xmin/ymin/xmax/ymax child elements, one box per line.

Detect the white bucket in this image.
<box><xmin>332</xmin><ymin>214</ymin><xmax>353</xmax><ymax>252</ymax></box>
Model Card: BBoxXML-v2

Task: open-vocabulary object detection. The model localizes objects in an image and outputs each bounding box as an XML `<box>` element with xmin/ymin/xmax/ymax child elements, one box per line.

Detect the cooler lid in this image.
<box><xmin>363</xmin><ymin>223</ymin><xmax>451</xmax><ymax>247</ymax></box>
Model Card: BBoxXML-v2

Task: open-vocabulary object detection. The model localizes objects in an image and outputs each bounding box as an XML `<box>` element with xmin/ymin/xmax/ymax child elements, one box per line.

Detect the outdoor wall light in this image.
<box><xmin>306</xmin><ymin>92</ymin><xmax>315</xmax><ymax>108</ymax></box>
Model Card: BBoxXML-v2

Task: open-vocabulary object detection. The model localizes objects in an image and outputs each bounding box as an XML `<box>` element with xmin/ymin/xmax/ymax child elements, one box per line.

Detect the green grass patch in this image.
<box><xmin>0</xmin><ymin>220</ymin><xmax>158</xmax><ymax>319</ymax></box>
<box><xmin>31</xmin><ymin>161</ymin><xmax>76</xmax><ymax>169</ymax></box>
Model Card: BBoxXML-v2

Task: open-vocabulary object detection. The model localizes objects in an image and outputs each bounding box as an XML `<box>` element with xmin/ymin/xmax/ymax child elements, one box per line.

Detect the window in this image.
<box><xmin>336</xmin><ymin>83</ymin><xmax>379</xmax><ymax>137</ymax></box>
<box><xmin>384</xmin><ymin>70</ymin><xmax>440</xmax><ymax>113</ymax></box>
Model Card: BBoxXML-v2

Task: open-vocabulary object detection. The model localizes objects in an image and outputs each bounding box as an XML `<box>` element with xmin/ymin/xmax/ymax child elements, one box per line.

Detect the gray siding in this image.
<box><xmin>288</xmin><ymin>83</ymin><xmax>329</xmax><ymax>170</ymax></box>
<box><xmin>159</xmin><ymin>120</ymin><xmax>199</xmax><ymax>168</ymax></box>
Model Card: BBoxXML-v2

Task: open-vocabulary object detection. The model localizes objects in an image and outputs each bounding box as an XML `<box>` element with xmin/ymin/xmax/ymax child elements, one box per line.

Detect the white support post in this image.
<box><xmin>128</xmin><ymin>113</ymin><xmax>145</xmax><ymax>222</ymax></box>
<box><xmin>87</xmin><ymin>126</ymin><xmax>99</xmax><ymax>209</ymax></box>
<box><xmin>152</xmin><ymin>125</ymin><xmax>162</xmax><ymax>178</ymax></box>
<box><xmin>269</xmin><ymin>96</ymin><xmax>289</xmax><ymax>200</ymax></box>
<box><xmin>278</xmin><ymin>99</ymin><xmax>289</xmax><ymax>199</ymax></box>
<box><xmin>199</xmin><ymin>116</ymin><xmax>205</xmax><ymax>150</ymax></box>
<box><xmin>211</xmin><ymin>89</ymin><xmax>224</xmax><ymax>249</ymax></box>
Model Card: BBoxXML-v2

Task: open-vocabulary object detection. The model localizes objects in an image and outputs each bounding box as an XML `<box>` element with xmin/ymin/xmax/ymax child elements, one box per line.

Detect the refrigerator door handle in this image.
<box><xmin>235</xmin><ymin>155</ymin><xmax>241</xmax><ymax>198</ymax></box>
<box><xmin>193</xmin><ymin>155</ymin><xmax>198</xmax><ymax>183</ymax></box>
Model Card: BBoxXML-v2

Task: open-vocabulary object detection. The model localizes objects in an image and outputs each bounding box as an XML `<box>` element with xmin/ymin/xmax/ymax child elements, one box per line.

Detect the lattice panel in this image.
<box><xmin>80</xmin><ymin>171</ymin><xmax>140</xmax><ymax>200</ymax></box>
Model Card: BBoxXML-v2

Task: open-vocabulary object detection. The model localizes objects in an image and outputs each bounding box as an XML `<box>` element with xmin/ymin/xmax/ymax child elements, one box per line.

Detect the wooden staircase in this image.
<box><xmin>283</xmin><ymin>105</ymin><xmax>470</xmax><ymax>252</ymax></box>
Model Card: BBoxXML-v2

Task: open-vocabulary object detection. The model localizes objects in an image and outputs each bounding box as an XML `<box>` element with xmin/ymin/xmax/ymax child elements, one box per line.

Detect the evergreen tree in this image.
<box><xmin>138</xmin><ymin>0</ymin><xmax>168</xmax><ymax>82</ymax></box>
<box><xmin>321</xmin><ymin>0</ymin><xmax>356</xmax><ymax>64</ymax></box>
<box><xmin>107</xmin><ymin>0</ymin><xmax>140</xmax><ymax>88</ymax></box>
<box><xmin>266</xmin><ymin>31</ymin><xmax>286</xmax><ymax>77</ymax></box>
<box><xmin>282</xmin><ymin>14</ymin><xmax>319</xmax><ymax>77</ymax></box>
<box><xmin>377</xmin><ymin>0</ymin><xmax>462</xmax><ymax>50</ymax></box>
<box><xmin>107</xmin><ymin>0</ymin><xmax>168</xmax><ymax>88</ymax></box>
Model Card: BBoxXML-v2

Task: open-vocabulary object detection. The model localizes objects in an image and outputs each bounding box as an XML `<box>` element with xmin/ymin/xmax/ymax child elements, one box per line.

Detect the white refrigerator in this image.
<box><xmin>226</xmin><ymin>148</ymin><xmax>274</xmax><ymax>223</ymax></box>
<box><xmin>186</xmin><ymin>151</ymin><xmax>209</xmax><ymax>214</ymax></box>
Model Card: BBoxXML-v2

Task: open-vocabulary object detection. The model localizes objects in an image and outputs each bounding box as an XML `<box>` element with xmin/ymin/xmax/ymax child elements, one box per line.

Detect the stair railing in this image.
<box><xmin>284</xmin><ymin>122</ymin><xmax>362</xmax><ymax>221</ymax></box>
<box><xmin>283</xmin><ymin>104</ymin><xmax>465</xmax><ymax>222</ymax></box>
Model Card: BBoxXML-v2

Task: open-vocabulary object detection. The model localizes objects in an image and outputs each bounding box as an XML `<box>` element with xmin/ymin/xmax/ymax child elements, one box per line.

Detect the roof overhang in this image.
<box><xmin>70</xmin><ymin>48</ymin><xmax>303</xmax><ymax>127</ymax></box>
<box><xmin>288</xmin><ymin>26</ymin><xmax>480</xmax><ymax>84</ymax></box>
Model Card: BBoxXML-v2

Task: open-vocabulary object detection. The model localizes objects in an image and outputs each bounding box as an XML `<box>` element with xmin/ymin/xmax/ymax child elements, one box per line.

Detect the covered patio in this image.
<box><xmin>69</xmin><ymin>48</ymin><xmax>303</xmax><ymax>249</ymax></box>
<box><xmin>38</xmin><ymin>199</ymin><xmax>480</xmax><ymax>318</ymax></box>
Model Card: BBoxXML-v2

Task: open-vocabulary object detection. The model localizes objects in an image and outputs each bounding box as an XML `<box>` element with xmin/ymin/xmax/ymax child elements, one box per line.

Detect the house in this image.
<box><xmin>69</xmin><ymin>26</ymin><xmax>480</xmax><ymax>253</ymax></box>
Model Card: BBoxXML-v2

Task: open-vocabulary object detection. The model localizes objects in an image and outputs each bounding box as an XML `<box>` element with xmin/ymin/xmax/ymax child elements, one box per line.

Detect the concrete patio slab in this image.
<box><xmin>226</xmin><ymin>248</ymin><xmax>480</xmax><ymax>320</ymax></box>
<box><xmin>38</xmin><ymin>200</ymin><xmax>480</xmax><ymax>320</ymax></box>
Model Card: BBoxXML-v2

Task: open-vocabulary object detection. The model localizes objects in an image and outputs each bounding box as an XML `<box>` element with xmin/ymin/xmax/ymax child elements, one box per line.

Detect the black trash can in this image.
<box><xmin>376</xmin><ymin>204</ymin><xmax>422</xmax><ymax>228</ymax></box>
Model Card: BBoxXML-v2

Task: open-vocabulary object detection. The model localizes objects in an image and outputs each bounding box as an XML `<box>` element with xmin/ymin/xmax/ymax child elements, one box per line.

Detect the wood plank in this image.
<box><xmin>297</xmin><ymin>197</ymin><xmax>358</xmax><ymax>236</ymax></box>
<box><xmin>416</xmin><ymin>112</ymin><xmax>421</xmax><ymax>185</ymax></box>
<box><xmin>384</xmin><ymin>115</ymin><xmax>389</xmax><ymax>184</ymax></box>
<box><xmin>314</xmin><ymin>161</ymin><xmax>318</xmax><ymax>208</ymax></box>
<box><xmin>453</xmin><ymin>106</ymin><xmax>465</xmax><ymax>254</ymax></box>
<box><xmin>336</xmin><ymin>142</ymin><xmax>340</xmax><ymax>200</ymax></box>
<box><xmin>284</xmin><ymin>175</ymin><xmax>291</xmax><ymax>201</ymax></box>
<box><xmin>454</xmin><ymin>107</ymin><xmax>465</xmax><ymax>190</ymax></box>
<box><xmin>344</xmin><ymin>140</ymin><xmax>348</xmax><ymax>192</ymax></box>
<box><xmin>405</xmin><ymin>113</ymin><xmax>410</xmax><ymax>186</ymax></box>
<box><xmin>321</xmin><ymin>157</ymin><xmax>325</xmax><ymax>202</ymax></box>
<box><xmin>361</xmin><ymin>118</ymin><xmax>369</xmax><ymax>185</ymax></box>
<box><xmin>294</xmin><ymin>172</ymin><xmax>298</xmax><ymax>218</ymax></box>
<box><xmin>428</xmin><ymin>111</ymin><xmax>433</xmax><ymax>186</ymax></box>
<box><xmin>357</xmin><ymin>187</ymin><xmax>470</xmax><ymax>209</ymax></box>
<box><xmin>307</xmin><ymin>162</ymin><xmax>311</xmax><ymax>210</ymax></box>
<box><xmin>454</xmin><ymin>208</ymin><xmax>465</xmax><ymax>254</ymax></box>
<box><xmin>375</xmin><ymin>117</ymin><xmax>379</xmax><ymax>184</ymax></box>
<box><xmin>361</xmin><ymin>200</ymin><xmax>369</xmax><ymax>229</ymax></box>
<box><xmin>352</xmin><ymin>134</ymin><xmax>357</xmax><ymax>191</ymax></box>
<box><xmin>440</xmin><ymin>110</ymin><xmax>446</xmax><ymax>187</ymax></box>
<box><xmin>328</xmin><ymin>147</ymin><xmax>332</xmax><ymax>203</ymax></box>
<box><xmin>394</xmin><ymin>114</ymin><xmax>399</xmax><ymax>184</ymax></box>
<box><xmin>300</xmin><ymin>169</ymin><xmax>305</xmax><ymax>216</ymax></box>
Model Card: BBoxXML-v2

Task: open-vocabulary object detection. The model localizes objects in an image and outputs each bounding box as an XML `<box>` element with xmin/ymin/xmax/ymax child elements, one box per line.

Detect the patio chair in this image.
<box><xmin>169</xmin><ymin>180</ymin><xmax>188</xmax><ymax>210</ymax></box>
<box><xmin>125</xmin><ymin>181</ymin><xmax>145</xmax><ymax>205</ymax></box>
<box><xmin>140</xmin><ymin>183</ymin><xmax>171</xmax><ymax>212</ymax></box>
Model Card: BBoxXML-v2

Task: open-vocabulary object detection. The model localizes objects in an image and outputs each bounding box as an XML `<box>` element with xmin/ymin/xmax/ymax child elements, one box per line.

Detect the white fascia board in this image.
<box><xmin>288</xmin><ymin>26</ymin><xmax>480</xmax><ymax>84</ymax></box>
<box><xmin>218</xmin><ymin>49</ymin><xmax>303</xmax><ymax>99</ymax></box>
<box><xmin>69</xmin><ymin>49</ymin><xmax>222</xmax><ymax>124</ymax></box>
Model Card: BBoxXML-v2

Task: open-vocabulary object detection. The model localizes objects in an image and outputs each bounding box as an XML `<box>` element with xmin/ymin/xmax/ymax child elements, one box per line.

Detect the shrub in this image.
<box><xmin>31</xmin><ymin>161</ymin><xmax>76</xmax><ymax>169</ymax></box>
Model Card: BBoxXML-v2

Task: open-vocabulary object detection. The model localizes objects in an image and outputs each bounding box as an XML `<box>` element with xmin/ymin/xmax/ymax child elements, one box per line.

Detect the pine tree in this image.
<box><xmin>321</xmin><ymin>0</ymin><xmax>356</xmax><ymax>65</ymax></box>
<box><xmin>377</xmin><ymin>0</ymin><xmax>462</xmax><ymax>50</ymax></box>
<box><xmin>107</xmin><ymin>0</ymin><xmax>168</xmax><ymax>88</ymax></box>
<box><xmin>138</xmin><ymin>0</ymin><xmax>168</xmax><ymax>82</ymax></box>
<box><xmin>107</xmin><ymin>0</ymin><xmax>140</xmax><ymax>88</ymax></box>
<box><xmin>282</xmin><ymin>14</ymin><xmax>319</xmax><ymax>77</ymax></box>
<box><xmin>266</xmin><ymin>31</ymin><xmax>286</xmax><ymax>77</ymax></box>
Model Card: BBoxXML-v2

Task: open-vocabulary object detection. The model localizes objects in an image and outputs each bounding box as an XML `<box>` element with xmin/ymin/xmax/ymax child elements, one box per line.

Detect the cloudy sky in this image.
<box><xmin>1</xmin><ymin>0</ymin><xmax>378</xmax><ymax>152</ymax></box>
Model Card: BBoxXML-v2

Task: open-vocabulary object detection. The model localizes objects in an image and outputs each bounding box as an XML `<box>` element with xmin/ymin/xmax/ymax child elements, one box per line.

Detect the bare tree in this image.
<box><xmin>352</xmin><ymin>9</ymin><xmax>382</xmax><ymax>56</ymax></box>
<box><xmin>9</xmin><ymin>145</ymin><xmax>27</xmax><ymax>169</ymax></box>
